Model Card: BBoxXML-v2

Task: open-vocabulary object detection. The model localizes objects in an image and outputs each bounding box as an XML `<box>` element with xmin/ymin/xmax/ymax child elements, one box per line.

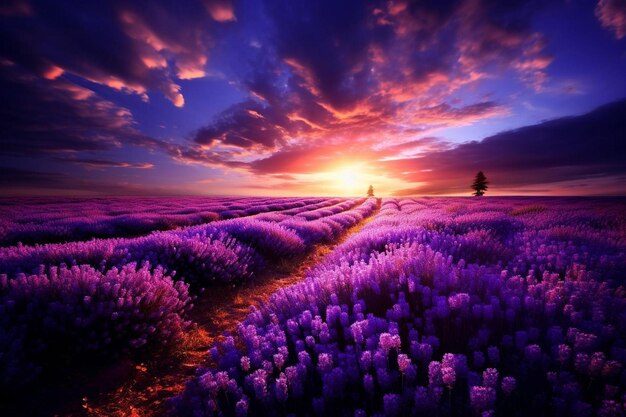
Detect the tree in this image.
<box><xmin>471</xmin><ymin>171</ymin><xmax>489</xmax><ymax>196</ymax></box>
<box><xmin>367</xmin><ymin>184</ymin><xmax>374</xmax><ymax>197</ymax></box>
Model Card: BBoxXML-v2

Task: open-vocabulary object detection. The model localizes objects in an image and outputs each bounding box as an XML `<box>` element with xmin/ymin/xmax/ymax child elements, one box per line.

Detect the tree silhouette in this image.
<box><xmin>471</xmin><ymin>171</ymin><xmax>489</xmax><ymax>196</ymax></box>
<box><xmin>367</xmin><ymin>184</ymin><xmax>374</xmax><ymax>197</ymax></box>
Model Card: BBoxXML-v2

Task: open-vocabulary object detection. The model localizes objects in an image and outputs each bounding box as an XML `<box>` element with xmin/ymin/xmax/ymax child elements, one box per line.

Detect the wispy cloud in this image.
<box><xmin>55</xmin><ymin>157</ymin><xmax>154</xmax><ymax>169</ymax></box>
<box><xmin>596</xmin><ymin>0</ymin><xmax>626</xmax><ymax>39</ymax></box>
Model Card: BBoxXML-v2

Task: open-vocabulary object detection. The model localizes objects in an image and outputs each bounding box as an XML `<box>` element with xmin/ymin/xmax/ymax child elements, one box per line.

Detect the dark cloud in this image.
<box><xmin>0</xmin><ymin>166</ymin><xmax>185</xmax><ymax>195</ymax></box>
<box><xmin>188</xmin><ymin>0</ymin><xmax>550</xmax><ymax>165</ymax></box>
<box><xmin>55</xmin><ymin>157</ymin><xmax>154</xmax><ymax>169</ymax></box>
<box><xmin>0</xmin><ymin>63</ymin><xmax>151</xmax><ymax>155</ymax></box>
<box><xmin>6</xmin><ymin>0</ymin><xmax>533</xmax><ymax>174</ymax></box>
<box><xmin>193</xmin><ymin>100</ymin><xmax>295</xmax><ymax>149</ymax></box>
<box><xmin>0</xmin><ymin>167</ymin><xmax>67</xmax><ymax>188</ymax></box>
<box><xmin>0</xmin><ymin>61</ymin><xmax>187</xmax><ymax>195</ymax></box>
<box><xmin>388</xmin><ymin>98</ymin><xmax>626</xmax><ymax>195</ymax></box>
<box><xmin>0</xmin><ymin>0</ymin><xmax>234</xmax><ymax>106</ymax></box>
<box><xmin>263</xmin><ymin>0</ymin><xmax>387</xmax><ymax>110</ymax></box>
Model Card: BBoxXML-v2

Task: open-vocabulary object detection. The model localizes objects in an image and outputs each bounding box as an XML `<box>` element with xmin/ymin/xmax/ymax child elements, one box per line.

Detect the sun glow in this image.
<box><xmin>333</xmin><ymin>164</ymin><xmax>369</xmax><ymax>196</ymax></box>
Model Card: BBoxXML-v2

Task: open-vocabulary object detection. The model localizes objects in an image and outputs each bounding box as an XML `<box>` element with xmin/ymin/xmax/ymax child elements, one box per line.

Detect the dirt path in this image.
<box><xmin>82</xmin><ymin>199</ymin><xmax>381</xmax><ymax>417</ymax></box>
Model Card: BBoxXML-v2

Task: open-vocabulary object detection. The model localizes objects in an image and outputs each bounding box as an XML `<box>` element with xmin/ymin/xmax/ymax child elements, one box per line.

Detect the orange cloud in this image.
<box><xmin>42</xmin><ymin>65</ymin><xmax>64</xmax><ymax>80</ymax></box>
<box><xmin>206</xmin><ymin>2</ymin><xmax>236</xmax><ymax>22</ymax></box>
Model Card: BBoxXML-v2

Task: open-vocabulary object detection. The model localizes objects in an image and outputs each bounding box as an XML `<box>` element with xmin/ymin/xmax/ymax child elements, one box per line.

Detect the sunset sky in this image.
<box><xmin>1</xmin><ymin>0</ymin><xmax>625</xmax><ymax>196</ymax></box>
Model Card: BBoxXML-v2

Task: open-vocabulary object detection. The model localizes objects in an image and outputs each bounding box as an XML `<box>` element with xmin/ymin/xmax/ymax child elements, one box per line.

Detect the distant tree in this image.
<box><xmin>367</xmin><ymin>185</ymin><xmax>375</xmax><ymax>197</ymax></box>
<box><xmin>471</xmin><ymin>171</ymin><xmax>489</xmax><ymax>196</ymax></box>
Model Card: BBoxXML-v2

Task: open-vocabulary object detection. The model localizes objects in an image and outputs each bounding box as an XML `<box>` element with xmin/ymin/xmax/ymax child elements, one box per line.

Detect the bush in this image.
<box><xmin>0</xmin><ymin>264</ymin><xmax>191</xmax><ymax>388</ymax></box>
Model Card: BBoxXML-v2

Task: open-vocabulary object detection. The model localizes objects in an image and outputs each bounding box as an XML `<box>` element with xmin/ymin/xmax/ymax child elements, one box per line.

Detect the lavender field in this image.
<box><xmin>0</xmin><ymin>197</ymin><xmax>339</xmax><ymax>247</ymax></box>
<box><xmin>1</xmin><ymin>197</ymin><xmax>625</xmax><ymax>417</ymax></box>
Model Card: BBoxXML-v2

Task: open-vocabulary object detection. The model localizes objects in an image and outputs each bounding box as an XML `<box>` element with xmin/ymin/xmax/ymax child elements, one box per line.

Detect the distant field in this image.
<box><xmin>0</xmin><ymin>196</ymin><xmax>344</xmax><ymax>246</ymax></box>
<box><xmin>1</xmin><ymin>197</ymin><xmax>625</xmax><ymax>417</ymax></box>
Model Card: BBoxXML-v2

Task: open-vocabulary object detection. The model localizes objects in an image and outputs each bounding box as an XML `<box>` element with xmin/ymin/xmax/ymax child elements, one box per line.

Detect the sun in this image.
<box><xmin>334</xmin><ymin>164</ymin><xmax>368</xmax><ymax>195</ymax></box>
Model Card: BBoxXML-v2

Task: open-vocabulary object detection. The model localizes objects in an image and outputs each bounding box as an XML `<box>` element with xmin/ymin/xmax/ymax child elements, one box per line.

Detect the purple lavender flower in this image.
<box><xmin>556</xmin><ymin>344</ymin><xmax>571</xmax><ymax>365</ymax></box>
<box><xmin>250</xmin><ymin>369</ymin><xmax>268</xmax><ymax>400</ymax></box>
<box><xmin>442</xmin><ymin>367</ymin><xmax>456</xmax><ymax>387</ymax></box>
<box><xmin>525</xmin><ymin>344</ymin><xmax>541</xmax><ymax>362</ymax></box>
<box><xmin>448</xmin><ymin>292</ymin><xmax>470</xmax><ymax>311</ymax></box>
<box><xmin>587</xmin><ymin>352</ymin><xmax>606</xmax><ymax>377</ymax></box>
<box><xmin>167</xmin><ymin>197</ymin><xmax>626</xmax><ymax>417</ymax></box>
<box><xmin>360</xmin><ymin>350</ymin><xmax>372</xmax><ymax>371</ymax></box>
<box><xmin>482</xmin><ymin>368</ymin><xmax>499</xmax><ymax>388</ymax></box>
<box><xmin>318</xmin><ymin>353</ymin><xmax>333</xmax><ymax>373</ymax></box>
<box><xmin>379</xmin><ymin>332</ymin><xmax>401</xmax><ymax>352</ymax></box>
<box><xmin>414</xmin><ymin>386</ymin><xmax>431</xmax><ymax>411</ymax></box>
<box><xmin>574</xmin><ymin>353</ymin><xmax>591</xmax><ymax>373</ymax></box>
<box><xmin>470</xmin><ymin>386</ymin><xmax>496</xmax><ymax>412</ymax></box>
<box><xmin>598</xmin><ymin>400</ymin><xmax>622</xmax><ymax>417</ymax></box>
<box><xmin>275</xmin><ymin>372</ymin><xmax>288</xmax><ymax>403</ymax></box>
<box><xmin>273</xmin><ymin>353</ymin><xmax>285</xmax><ymax>370</ymax></box>
<box><xmin>397</xmin><ymin>353</ymin><xmax>411</xmax><ymax>374</ymax></box>
<box><xmin>428</xmin><ymin>361</ymin><xmax>442</xmax><ymax>387</ymax></box>
<box><xmin>298</xmin><ymin>350</ymin><xmax>312</xmax><ymax>368</ymax></box>
<box><xmin>383</xmin><ymin>393</ymin><xmax>402</xmax><ymax>417</ymax></box>
<box><xmin>602</xmin><ymin>360</ymin><xmax>622</xmax><ymax>378</ymax></box>
<box><xmin>240</xmin><ymin>356</ymin><xmax>251</xmax><ymax>372</ymax></box>
<box><xmin>487</xmin><ymin>346</ymin><xmax>500</xmax><ymax>365</ymax></box>
<box><xmin>235</xmin><ymin>396</ymin><xmax>249</xmax><ymax>417</ymax></box>
<box><xmin>574</xmin><ymin>332</ymin><xmax>598</xmax><ymax>352</ymax></box>
<box><xmin>501</xmin><ymin>376</ymin><xmax>516</xmax><ymax>396</ymax></box>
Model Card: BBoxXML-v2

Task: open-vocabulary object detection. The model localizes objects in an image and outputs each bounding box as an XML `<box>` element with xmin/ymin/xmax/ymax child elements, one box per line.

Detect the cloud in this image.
<box><xmin>0</xmin><ymin>61</ymin><xmax>189</xmax><ymax>175</ymax></box>
<box><xmin>0</xmin><ymin>0</ymin><xmax>234</xmax><ymax>106</ymax></box>
<box><xmin>386</xmin><ymin>98</ymin><xmax>626</xmax><ymax>195</ymax></box>
<box><xmin>205</xmin><ymin>0</ymin><xmax>236</xmax><ymax>22</ymax></box>
<box><xmin>247</xmin><ymin>138</ymin><xmax>400</xmax><ymax>176</ymax></box>
<box><xmin>193</xmin><ymin>100</ymin><xmax>296</xmax><ymax>149</ymax></box>
<box><xmin>186</xmin><ymin>0</ymin><xmax>549</xmax><ymax>171</ymax></box>
<box><xmin>596</xmin><ymin>0</ymin><xmax>626</xmax><ymax>39</ymax></box>
<box><xmin>380</xmin><ymin>137</ymin><xmax>451</xmax><ymax>154</ymax></box>
<box><xmin>0</xmin><ymin>166</ymin><xmax>186</xmax><ymax>196</ymax></box>
<box><xmin>0</xmin><ymin>167</ymin><xmax>66</xmax><ymax>189</ymax></box>
<box><xmin>0</xmin><ymin>62</ymin><xmax>188</xmax><ymax>158</ymax></box>
<box><xmin>55</xmin><ymin>157</ymin><xmax>155</xmax><ymax>169</ymax></box>
<box><xmin>5</xmin><ymin>0</ymin><xmax>618</xmax><ymax>197</ymax></box>
<box><xmin>0</xmin><ymin>63</ymin><xmax>152</xmax><ymax>155</ymax></box>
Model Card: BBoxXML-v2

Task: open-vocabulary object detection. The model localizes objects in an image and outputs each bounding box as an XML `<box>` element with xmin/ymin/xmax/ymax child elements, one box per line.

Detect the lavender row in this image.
<box><xmin>0</xmin><ymin>198</ymin><xmax>376</xmax><ymax>388</ymax></box>
<box><xmin>0</xmin><ymin>198</ymin><xmax>374</xmax><ymax>285</ymax></box>
<box><xmin>0</xmin><ymin>197</ymin><xmax>334</xmax><ymax>247</ymax></box>
<box><xmin>176</xmin><ymin>197</ymin><xmax>626</xmax><ymax>416</ymax></box>
<box><xmin>0</xmin><ymin>264</ymin><xmax>192</xmax><ymax>388</ymax></box>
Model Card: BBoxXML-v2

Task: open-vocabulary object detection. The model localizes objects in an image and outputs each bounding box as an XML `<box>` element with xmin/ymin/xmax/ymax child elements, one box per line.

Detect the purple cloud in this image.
<box><xmin>386</xmin><ymin>99</ymin><xmax>626</xmax><ymax>195</ymax></box>
<box><xmin>0</xmin><ymin>0</ymin><xmax>235</xmax><ymax>106</ymax></box>
<box><xmin>596</xmin><ymin>0</ymin><xmax>626</xmax><ymax>39</ymax></box>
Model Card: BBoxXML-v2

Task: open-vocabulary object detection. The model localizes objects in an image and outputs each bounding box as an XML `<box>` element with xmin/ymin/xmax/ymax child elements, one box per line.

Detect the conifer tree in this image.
<box><xmin>471</xmin><ymin>171</ymin><xmax>489</xmax><ymax>196</ymax></box>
